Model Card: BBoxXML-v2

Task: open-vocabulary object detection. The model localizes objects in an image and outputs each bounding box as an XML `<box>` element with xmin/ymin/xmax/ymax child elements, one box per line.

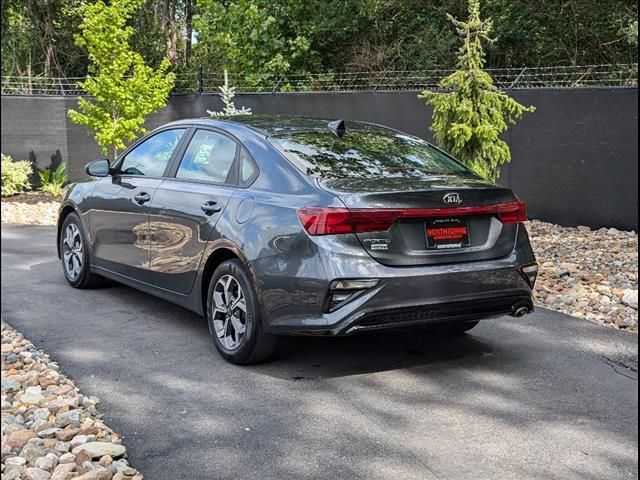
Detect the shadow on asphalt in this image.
<box><xmin>262</xmin><ymin>334</ymin><xmax>493</xmax><ymax>379</ymax></box>
<box><xmin>79</xmin><ymin>276</ymin><xmax>496</xmax><ymax>379</ymax></box>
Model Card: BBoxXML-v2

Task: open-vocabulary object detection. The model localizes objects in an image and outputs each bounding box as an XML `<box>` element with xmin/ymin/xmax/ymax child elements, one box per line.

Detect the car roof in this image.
<box><xmin>162</xmin><ymin>114</ymin><xmax>393</xmax><ymax>137</ymax></box>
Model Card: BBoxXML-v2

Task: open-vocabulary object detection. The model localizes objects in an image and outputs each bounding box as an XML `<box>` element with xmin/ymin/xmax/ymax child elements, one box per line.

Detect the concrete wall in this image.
<box><xmin>1</xmin><ymin>88</ymin><xmax>637</xmax><ymax>230</ymax></box>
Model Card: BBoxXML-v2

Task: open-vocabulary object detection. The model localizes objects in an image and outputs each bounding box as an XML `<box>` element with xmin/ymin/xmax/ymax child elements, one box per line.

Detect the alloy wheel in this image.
<box><xmin>212</xmin><ymin>274</ymin><xmax>248</xmax><ymax>350</ymax></box>
<box><xmin>62</xmin><ymin>223</ymin><xmax>83</xmax><ymax>280</ymax></box>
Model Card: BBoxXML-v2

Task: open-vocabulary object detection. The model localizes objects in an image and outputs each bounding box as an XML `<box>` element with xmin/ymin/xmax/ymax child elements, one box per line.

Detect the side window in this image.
<box><xmin>176</xmin><ymin>129</ymin><xmax>237</xmax><ymax>183</ymax></box>
<box><xmin>119</xmin><ymin>129</ymin><xmax>186</xmax><ymax>176</ymax></box>
<box><xmin>239</xmin><ymin>148</ymin><xmax>257</xmax><ymax>185</ymax></box>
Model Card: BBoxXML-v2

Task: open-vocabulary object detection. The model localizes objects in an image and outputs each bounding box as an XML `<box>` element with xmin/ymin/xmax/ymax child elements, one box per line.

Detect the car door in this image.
<box><xmin>147</xmin><ymin>127</ymin><xmax>240</xmax><ymax>293</ymax></box>
<box><xmin>89</xmin><ymin>128</ymin><xmax>188</xmax><ymax>282</ymax></box>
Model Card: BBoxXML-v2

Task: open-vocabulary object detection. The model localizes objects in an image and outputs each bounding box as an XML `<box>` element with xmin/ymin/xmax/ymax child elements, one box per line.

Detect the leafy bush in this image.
<box><xmin>39</xmin><ymin>162</ymin><xmax>68</xmax><ymax>197</ymax></box>
<box><xmin>1</xmin><ymin>153</ymin><xmax>33</xmax><ymax>197</ymax></box>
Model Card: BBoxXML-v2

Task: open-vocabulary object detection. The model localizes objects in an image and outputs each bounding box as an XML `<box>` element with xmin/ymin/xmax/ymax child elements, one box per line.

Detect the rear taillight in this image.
<box><xmin>496</xmin><ymin>200</ymin><xmax>527</xmax><ymax>224</ymax></box>
<box><xmin>297</xmin><ymin>200</ymin><xmax>526</xmax><ymax>236</ymax></box>
<box><xmin>297</xmin><ymin>208</ymin><xmax>397</xmax><ymax>235</ymax></box>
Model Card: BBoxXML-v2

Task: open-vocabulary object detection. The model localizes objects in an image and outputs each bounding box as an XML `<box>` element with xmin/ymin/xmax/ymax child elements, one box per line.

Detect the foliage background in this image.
<box><xmin>2</xmin><ymin>0</ymin><xmax>637</xmax><ymax>80</ymax></box>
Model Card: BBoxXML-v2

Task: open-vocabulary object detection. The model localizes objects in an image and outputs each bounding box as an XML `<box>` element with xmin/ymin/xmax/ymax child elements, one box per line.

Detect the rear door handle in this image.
<box><xmin>134</xmin><ymin>192</ymin><xmax>151</xmax><ymax>205</ymax></box>
<box><xmin>201</xmin><ymin>200</ymin><xmax>222</xmax><ymax>215</ymax></box>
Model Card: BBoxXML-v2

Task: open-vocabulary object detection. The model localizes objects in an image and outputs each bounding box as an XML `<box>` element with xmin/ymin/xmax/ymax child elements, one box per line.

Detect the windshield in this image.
<box><xmin>270</xmin><ymin>127</ymin><xmax>470</xmax><ymax>179</ymax></box>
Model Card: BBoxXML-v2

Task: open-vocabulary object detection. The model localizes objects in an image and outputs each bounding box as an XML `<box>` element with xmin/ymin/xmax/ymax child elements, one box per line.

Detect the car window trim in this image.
<box><xmin>112</xmin><ymin>126</ymin><xmax>191</xmax><ymax>178</ymax></box>
<box><xmin>166</xmin><ymin>126</ymin><xmax>243</xmax><ymax>187</ymax></box>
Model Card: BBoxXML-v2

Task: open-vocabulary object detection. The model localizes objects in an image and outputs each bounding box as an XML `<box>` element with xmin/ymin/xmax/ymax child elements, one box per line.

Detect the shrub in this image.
<box><xmin>1</xmin><ymin>154</ymin><xmax>33</xmax><ymax>197</ymax></box>
<box><xmin>39</xmin><ymin>162</ymin><xmax>68</xmax><ymax>197</ymax></box>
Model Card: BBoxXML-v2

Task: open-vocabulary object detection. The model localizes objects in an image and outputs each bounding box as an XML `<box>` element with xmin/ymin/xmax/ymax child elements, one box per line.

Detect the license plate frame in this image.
<box><xmin>425</xmin><ymin>217</ymin><xmax>470</xmax><ymax>250</ymax></box>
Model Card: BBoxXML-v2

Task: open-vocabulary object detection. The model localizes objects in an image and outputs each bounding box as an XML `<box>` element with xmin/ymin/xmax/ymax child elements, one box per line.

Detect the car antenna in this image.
<box><xmin>328</xmin><ymin>119</ymin><xmax>346</xmax><ymax>138</ymax></box>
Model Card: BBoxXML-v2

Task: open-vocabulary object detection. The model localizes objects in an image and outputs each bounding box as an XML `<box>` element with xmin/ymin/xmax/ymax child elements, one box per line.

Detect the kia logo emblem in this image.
<box><xmin>443</xmin><ymin>193</ymin><xmax>463</xmax><ymax>205</ymax></box>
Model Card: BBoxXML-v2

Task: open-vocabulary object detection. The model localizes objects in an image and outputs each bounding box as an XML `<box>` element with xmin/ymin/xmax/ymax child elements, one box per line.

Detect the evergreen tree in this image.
<box><xmin>207</xmin><ymin>70</ymin><xmax>252</xmax><ymax>117</ymax></box>
<box><xmin>419</xmin><ymin>0</ymin><xmax>535</xmax><ymax>182</ymax></box>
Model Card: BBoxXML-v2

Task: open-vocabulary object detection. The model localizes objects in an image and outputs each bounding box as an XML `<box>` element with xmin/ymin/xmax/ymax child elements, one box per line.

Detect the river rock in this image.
<box><xmin>72</xmin><ymin>442</ymin><xmax>126</xmax><ymax>459</ymax></box>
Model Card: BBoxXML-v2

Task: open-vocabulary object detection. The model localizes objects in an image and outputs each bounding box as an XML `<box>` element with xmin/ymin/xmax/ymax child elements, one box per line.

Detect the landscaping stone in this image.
<box><xmin>58</xmin><ymin>453</ymin><xmax>75</xmax><ymax>464</ymax></box>
<box><xmin>38</xmin><ymin>428</ymin><xmax>62</xmax><ymax>439</ymax></box>
<box><xmin>51</xmin><ymin>463</ymin><xmax>77</xmax><ymax>480</ymax></box>
<box><xmin>1</xmin><ymin>322</ymin><xmax>143</xmax><ymax>479</ymax></box>
<box><xmin>3</xmin><ymin>464</ymin><xmax>23</xmax><ymax>480</ymax></box>
<box><xmin>35</xmin><ymin>454</ymin><xmax>57</xmax><ymax>471</ymax></box>
<box><xmin>55</xmin><ymin>410</ymin><xmax>82</xmax><ymax>429</ymax></box>
<box><xmin>72</xmin><ymin>443</ymin><xmax>126</xmax><ymax>459</ymax></box>
<box><xmin>526</xmin><ymin>220</ymin><xmax>638</xmax><ymax>331</ymax></box>
<box><xmin>70</xmin><ymin>435</ymin><xmax>90</xmax><ymax>449</ymax></box>
<box><xmin>5</xmin><ymin>456</ymin><xmax>26</xmax><ymax>466</ymax></box>
<box><xmin>73</xmin><ymin>466</ymin><xmax>113</xmax><ymax>480</ymax></box>
<box><xmin>1</xmin><ymin>379</ymin><xmax>21</xmax><ymax>393</ymax></box>
<box><xmin>56</xmin><ymin>429</ymin><xmax>80</xmax><ymax>442</ymax></box>
<box><xmin>4</xmin><ymin>428</ymin><xmax>36</xmax><ymax>450</ymax></box>
<box><xmin>23</xmin><ymin>466</ymin><xmax>52</xmax><ymax>480</ymax></box>
<box><xmin>20</xmin><ymin>443</ymin><xmax>46</xmax><ymax>464</ymax></box>
<box><xmin>21</xmin><ymin>386</ymin><xmax>45</xmax><ymax>404</ymax></box>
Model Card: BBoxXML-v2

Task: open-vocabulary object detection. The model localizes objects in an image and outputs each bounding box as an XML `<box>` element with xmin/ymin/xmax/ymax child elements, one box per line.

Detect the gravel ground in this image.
<box><xmin>1</xmin><ymin>196</ymin><xmax>59</xmax><ymax>226</ymax></box>
<box><xmin>1</xmin><ymin>199</ymin><xmax>637</xmax><ymax>331</ymax></box>
<box><xmin>526</xmin><ymin>220</ymin><xmax>638</xmax><ymax>331</ymax></box>
<box><xmin>1</xmin><ymin>321</ymin><xmax>143</xmax><ymax>480</ymax></box>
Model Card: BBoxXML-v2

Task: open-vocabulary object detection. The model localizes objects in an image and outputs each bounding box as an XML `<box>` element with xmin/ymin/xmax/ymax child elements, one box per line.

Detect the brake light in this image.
<box><xmin>496</xmin><ymin>199</ymin><xmax>527</xmax><ymax>224</ymax></box>
<box><xmin>297</xmin><ymin>200</ymin><xmax>526</xmax><ymax>236</ymax></box>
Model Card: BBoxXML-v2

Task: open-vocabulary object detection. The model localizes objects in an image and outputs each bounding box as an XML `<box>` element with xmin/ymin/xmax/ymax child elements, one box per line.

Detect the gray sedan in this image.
<box><xmin>57</xmin><ymin>115</ymin><xmax>537</xmax><ymax>364</ymax></box>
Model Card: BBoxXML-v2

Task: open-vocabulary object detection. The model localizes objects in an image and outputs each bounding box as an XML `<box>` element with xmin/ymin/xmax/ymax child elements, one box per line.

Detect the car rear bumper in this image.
<box><xmin>339</xmin><ymin>294</ymin><xmax>533</xmax><ymax>335</ymax></box>
<box><xmin>257</xmin><ymin>223</ymin><xmax>536</xmax><ymax>335</ymax></box>
<box><xmin>265</xmin><ymin>264</ymin><xmax>534</xmax><ymax>335</ymax></box>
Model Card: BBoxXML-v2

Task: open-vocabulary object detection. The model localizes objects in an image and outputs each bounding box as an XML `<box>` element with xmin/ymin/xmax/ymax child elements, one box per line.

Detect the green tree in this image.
<box><xmin>193</xmin><ymin>0</ymin><xmax>310</xmax><ymax>83</ymax></box>
<box><xmin>1</xmin><ymin>0</ymin><xmax>87</xmax><ymax>78</ymax></box>
<box><xmin>67</xmin><ymin>0</ymin><xmax>175</xmax><ymax>159</ymax></box>
<box><xmin>419</xmin><ymin>0</ymin><xmax>534</xmax><ymax>182</ymax></box>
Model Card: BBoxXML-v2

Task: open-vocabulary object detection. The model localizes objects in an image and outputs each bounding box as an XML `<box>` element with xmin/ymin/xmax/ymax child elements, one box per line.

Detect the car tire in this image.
<box><xmin>206</xmin><ymin>259</ymin><xmax>278</xmax><ymax>364</ymax></box>
<box><xmin>60</xmin><ymin>212</ymin><xmax>104</xmax><ymax>289</ymax></box>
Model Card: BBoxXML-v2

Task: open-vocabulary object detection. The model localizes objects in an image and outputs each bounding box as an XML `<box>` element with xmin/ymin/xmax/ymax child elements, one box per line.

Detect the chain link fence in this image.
<box><xmin>2</xmin><ymin>64</ymin><xmax>637</xmax><ymax>96</ymax></box>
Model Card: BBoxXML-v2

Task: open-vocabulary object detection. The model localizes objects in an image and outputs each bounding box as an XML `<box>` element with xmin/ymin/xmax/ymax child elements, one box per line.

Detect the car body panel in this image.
<box><xmin>58</xmin><ymin>115</ymin><xmax>537</xmax><ymax>335</ymax></box>
<box><xmin>89</xmin><ymin>176</ymin><xmax>164</xmax><ymax>282</ymax></box>
<box><xmin>147</xmin><ymin>178</ymin><xmax>236</xmax><ymax>294</ymax></box>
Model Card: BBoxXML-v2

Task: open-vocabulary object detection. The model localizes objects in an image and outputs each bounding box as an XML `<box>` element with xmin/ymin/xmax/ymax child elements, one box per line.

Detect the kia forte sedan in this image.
<box><xmin>57</xmin><ymin>115</ymin><xmax>537</xmax><ymax>364</ymax></box>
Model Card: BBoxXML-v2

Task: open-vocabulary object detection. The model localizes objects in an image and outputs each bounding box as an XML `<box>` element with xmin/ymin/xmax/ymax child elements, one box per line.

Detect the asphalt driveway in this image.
<box><xmin>1</xmin><ymin>224</ymin><xmax>637</xmax><ymax>480</ymax></box>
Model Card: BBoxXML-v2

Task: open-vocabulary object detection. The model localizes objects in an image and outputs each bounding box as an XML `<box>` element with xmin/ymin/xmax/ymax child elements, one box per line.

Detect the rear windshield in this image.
<box><xmin>270</xmin><ymin>128</ymin><xmax>470</xmax><ymax>179</ymax></box>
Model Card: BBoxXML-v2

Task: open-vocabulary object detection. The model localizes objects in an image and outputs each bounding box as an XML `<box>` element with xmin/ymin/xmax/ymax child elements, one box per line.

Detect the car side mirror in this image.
<box><xmin>85</xmin><ymin>159</ymin><xmax>111</xmax><ymax>177</ymax></box>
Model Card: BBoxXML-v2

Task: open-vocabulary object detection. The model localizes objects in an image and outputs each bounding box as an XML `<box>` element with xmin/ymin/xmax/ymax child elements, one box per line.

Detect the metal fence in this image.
<box><xmin>1</xmin><ymin>64</ymin><xmax>637</xmax><ymax>96</ymax></box>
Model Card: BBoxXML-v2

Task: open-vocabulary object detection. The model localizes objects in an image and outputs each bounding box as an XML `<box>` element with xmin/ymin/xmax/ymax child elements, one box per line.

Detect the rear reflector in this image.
<box><xmin>521</xmin><ymin>263</ymin><xmax>538</xmax><ymax>287</ymax></box>
<box><xmin>297</xmin><ymin>200</ymin><xmax>526</xmax><ymax>235</ymax></box>
<box><xmin>326</xmin><ymin>279</ymin><xmax>379</xmax><ymax>311</ymax></box>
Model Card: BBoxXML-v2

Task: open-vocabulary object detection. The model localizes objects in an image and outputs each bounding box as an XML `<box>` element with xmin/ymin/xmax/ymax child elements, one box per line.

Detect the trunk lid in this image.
<box><xmin>319</xmin><ymin>174</ymin><xmax>520</xmax><ymax>266</ymax></box>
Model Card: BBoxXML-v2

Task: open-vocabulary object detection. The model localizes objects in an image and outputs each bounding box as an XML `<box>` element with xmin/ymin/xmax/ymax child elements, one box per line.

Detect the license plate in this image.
<box><xmin>426</xmin><ymin>218</ymin><xmax>470</xmax><ymax>250</ymax></box>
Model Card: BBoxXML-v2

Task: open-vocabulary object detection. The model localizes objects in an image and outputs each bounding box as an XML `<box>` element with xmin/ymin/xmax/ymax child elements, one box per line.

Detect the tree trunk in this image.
<box><xmin>185</xmin><ymin>0</ymin><xmax>194</xmax><ymax>63</ymax></box>
<box><xmin>163</xmin><ymin>0</ymin><xmax>177</xmax><ymax>62</ymax></box>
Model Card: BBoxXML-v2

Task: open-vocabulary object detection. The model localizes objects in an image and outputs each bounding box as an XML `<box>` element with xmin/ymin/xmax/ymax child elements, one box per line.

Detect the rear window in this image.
<box><xmin>270</xmin><ymin>128</ymin><xmax>469</xmax><ymax>179</ymax></box>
